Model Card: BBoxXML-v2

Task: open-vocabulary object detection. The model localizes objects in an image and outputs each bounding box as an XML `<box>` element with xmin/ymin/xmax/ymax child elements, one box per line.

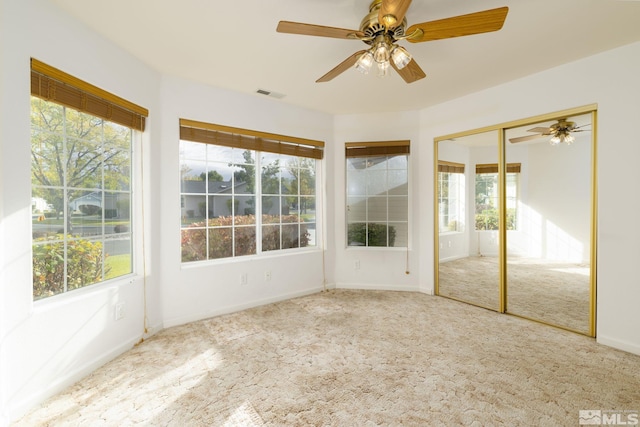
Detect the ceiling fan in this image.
<box><xmin>276</xmin><ymin>0</ymin><xmax>509</xmax><ymax>83</ymax></box>
<box><xmin>509</xmin><ymin>119</ymin><xmax>591</xmax><ymax>145</ymax></box>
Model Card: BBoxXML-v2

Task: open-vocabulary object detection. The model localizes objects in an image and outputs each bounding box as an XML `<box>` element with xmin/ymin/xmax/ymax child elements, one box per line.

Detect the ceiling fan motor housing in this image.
<box><xmin>360</xmin><ymin>0</ymin><xmax>407</xmax><ymax>44</ymax></box>
<box><xmin>552</xmin><ymin>119</ymin><xmax>577</xmax><ymax>133</ymax></box>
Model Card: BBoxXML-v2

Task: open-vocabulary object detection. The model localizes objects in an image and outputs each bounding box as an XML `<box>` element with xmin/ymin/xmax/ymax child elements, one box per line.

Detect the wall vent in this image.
<box><xmin>256</xmin><ymin>88</ymin><xmax>286</xmax><ymax>99</ymax></box>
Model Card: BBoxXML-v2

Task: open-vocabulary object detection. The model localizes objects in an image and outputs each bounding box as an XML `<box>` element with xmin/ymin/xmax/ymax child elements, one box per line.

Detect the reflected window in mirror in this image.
<box><xmin>475</xmin><ymin>163</ymin><xmax>520</xmax><ymax>231</ymax></box>
<box><xmin>437</xmin><ymin>161</ymin><xmax>465</xmax><ymax>233</ymax></box>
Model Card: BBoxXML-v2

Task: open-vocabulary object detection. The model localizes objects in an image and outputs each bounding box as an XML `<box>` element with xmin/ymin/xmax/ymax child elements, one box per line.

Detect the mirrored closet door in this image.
<box><xmin>436</xmin><ymin>130</ymin><xmax>501</xmax><ymax>311</ymax></box>
<box><xmin>435</xmin><ymin>106</ymin><xmax>596</xmax><ymax>336</ymax></box>
<box><xmin>504</xmin><ymin>112</ymin><xmax>595</xmax><ymax>335</ymax></box>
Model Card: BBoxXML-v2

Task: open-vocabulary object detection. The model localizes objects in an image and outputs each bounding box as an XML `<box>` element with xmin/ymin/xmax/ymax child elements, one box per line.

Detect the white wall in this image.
<box><xmin>0</xmin><ymin>0</ymin><xmax>164</xmax><ymax>422</ymax></box>
<box><xmin>157</xmin><ymin>75</ymin><xmax>334</xmax><ymax>328</ymax></box>
<box><xmin>333</xmin><ymin>111</ymin><xmax>422</xmax><ymax>292</ymax></box>
<box><xmin>507</xmin><ymin>133</ymin><xmax>592</xmax><ymax>262</ymax></box>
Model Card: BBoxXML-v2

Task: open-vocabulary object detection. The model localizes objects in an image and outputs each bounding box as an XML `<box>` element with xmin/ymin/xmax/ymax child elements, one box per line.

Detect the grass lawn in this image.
<box><xmin>106</xmin><ymin>254</ymin><xmax>131</xmax><ymax>279</ymax></box>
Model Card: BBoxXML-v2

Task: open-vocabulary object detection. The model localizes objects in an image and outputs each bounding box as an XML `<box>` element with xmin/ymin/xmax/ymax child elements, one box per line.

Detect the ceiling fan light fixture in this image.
<box><xmin>373</xmin><ymin>41</ymin><xmax>390</xmax><ymax>63</ymax></box>
<box><xmin>391</xmin><ymin>45</ymin><xmax>412</xmax><ymax>69</ymax></box>
<box><xmin>376</xmin><ymin>60</ymin><xmax>389</xmax><ymax>78</ymax></box>
<box><xmin>549</xmin><ymin>130</ymin><xmax>575</xmax><ymax>145</ymax></box>
<box><xmin>355</xmin><ymin>51</ymin><xmax>374</xmax><ymax>74</ymax></box>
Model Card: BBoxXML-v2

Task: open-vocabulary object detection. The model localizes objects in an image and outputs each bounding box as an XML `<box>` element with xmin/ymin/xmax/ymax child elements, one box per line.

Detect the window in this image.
<box><xmin>30</xmin><ymin>59</ymin><xmax>148</xmax><ymax>300</ymax></box>
<box><xmin>179</xmin><ymin>119</ymin><xmax>323</xmax><ymax>262</ymax></box>
<box><xmin>346</xmin><ymin>141</ymin><xmax>409</xmax><ymax>247</ymax></box>
<box><xmin>438</xmin><ymin>161</ymin><xmax>465</xmax><ymax>233</ymax></box>
<box><xmin>475</xmin><ymin>163</ymin><xmax>520</xmax><ymax>230</ymax></box>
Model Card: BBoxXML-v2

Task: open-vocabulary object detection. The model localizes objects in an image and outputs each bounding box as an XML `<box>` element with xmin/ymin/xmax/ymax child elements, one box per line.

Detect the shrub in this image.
<box><xmin>347</xmin><ymin>223</ymin><xmax>396</xmax><ymax>247</ymax></box>
<box><xmin>32</xmin><ymin>235</ymin><xmax>110</xmax><ymax>299</ymax></box>
<box><xmin>113</xmin><ymin>224</ymin><xmax>129</xmax><ymax>233</ymax></box>
<box><xmin>181</xmin><ymin>214</ymin><xmax>309</xmax><ymax>262</ymax></box>
<box><xmin>475</xmin><ymin>208</ymin><xmax>516</xmax><ymax>230</ymax></box>
<box><xmin>79</xmin><ymin>204</ymin><xmax>101</xmax><ymax>216</ymax></box>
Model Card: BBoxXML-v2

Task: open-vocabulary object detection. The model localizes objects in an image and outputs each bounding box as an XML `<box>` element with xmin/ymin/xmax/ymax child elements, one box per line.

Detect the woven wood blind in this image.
<box><xmin>438</xmin><ymin>161</ymin><xmax>465</xmax><ymax>173</ymax></box>
<box><xmin>30</xmin><ymin>58</ymin><xmax>148</xmax><ymax>131</ymax></box>
<box><xmin>476</xmin><ymin>163</ymin><xmax>521</xmax><ymax>174</ymax></box>
<box><xmin>345</xmin><ymin>140</ymin><xmax>410</xmax><ymax>158</ymax></box>
<box><xmin>180</xmin><ymin>119</ymin><xmax>324</xmax><ymax>159</ymax></box>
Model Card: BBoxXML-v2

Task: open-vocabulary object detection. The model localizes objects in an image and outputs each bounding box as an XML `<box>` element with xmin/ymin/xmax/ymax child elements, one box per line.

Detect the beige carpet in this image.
<box><xmin>14</xmin><ymin>290</ymin><xmax>640</xmax><ymax>426</ymax></box>
<box><xmin>438</xmin><ymin>256</ymin><xmax>591</xmax><ymax>333</ymax></box>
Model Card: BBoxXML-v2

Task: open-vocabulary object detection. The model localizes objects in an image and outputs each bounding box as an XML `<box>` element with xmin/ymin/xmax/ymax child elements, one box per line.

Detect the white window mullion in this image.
<box><xmin>255</xmin><ymin>153</ymin><xmax>262</xmax><ymax>254</ymax></box>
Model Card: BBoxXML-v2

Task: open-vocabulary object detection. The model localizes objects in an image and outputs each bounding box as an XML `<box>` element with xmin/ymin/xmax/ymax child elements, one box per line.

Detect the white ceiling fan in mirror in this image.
<box><xmin>508</xmin><ymin>118</ymin><xmax>591</xmax><ymax>145</ymax></box>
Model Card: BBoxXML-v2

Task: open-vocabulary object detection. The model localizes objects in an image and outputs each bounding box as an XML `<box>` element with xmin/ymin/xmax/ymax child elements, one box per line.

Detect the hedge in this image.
<box><xmin>347</xmin><ymin>223</ymin><xmax>396</xmax><ymax>247</ymax></box>
<box><xmin>181</xmin><ymin>214</ymin><xmax>310</xmax><ymax>262</ymax></box>
<box><xmin>32</xmin><ymin>235</ymin><xmax>110</xmax><ymax>300</ymax></box>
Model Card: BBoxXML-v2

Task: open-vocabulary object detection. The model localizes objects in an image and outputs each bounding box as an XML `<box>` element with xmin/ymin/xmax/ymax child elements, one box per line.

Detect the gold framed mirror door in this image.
<box><xmin>435</xmin><ymin>105</ymin><xmax>597</xmax><ymax>337</ymax></box>
<box><xmin>435</xmin><ymin>130</ymin><xmax>502</xmax><ymax>311</ymax></box>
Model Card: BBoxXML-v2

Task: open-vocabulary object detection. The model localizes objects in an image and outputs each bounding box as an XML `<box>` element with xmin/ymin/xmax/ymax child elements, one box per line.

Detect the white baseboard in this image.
<box><xmin>8</xmin><ymin>334</ymin><xmax>142</xmax><ymax>423</ymax></box>
<box><xmin>163</xmin><ymin>285</ymin><xmax>326</xmax><ymax>328</ymax></box>
<box><xmin>597</xmin><ymin>335</ymin><xmax>640</xmax><ymax>356</ymax></box>
<box><xmin>335</xmin><ymin>283</ymin><xmax>421</xmax><ymax>293</ymax></box>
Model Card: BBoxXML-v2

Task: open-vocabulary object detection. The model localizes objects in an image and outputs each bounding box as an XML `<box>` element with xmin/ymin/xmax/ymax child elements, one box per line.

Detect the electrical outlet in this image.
<box><xmin>240</xmin><ymin>273</ymin><xmax>248</xmax><ymax>285</ymax></box>
<box><xmin>115</xmin><ymin>302</ymin><xmax>125</xmax><ymax>321</ymax></box>
<box><xmin>264</xmin><ymin>270</ymin><xmax>271</xmax><ymax>281</ymax></box>
<box><xmin>355</xmin><ymin>260</ymin><xmax>360</xmax><ymax>270</ymax></box>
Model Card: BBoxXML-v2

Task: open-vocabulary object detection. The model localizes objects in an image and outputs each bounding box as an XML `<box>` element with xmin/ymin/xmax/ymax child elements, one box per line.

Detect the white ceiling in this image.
<box><xmin>49</xmin><ymin>0</ymin><xmax>640</xmax><ymax>115</ymax></box>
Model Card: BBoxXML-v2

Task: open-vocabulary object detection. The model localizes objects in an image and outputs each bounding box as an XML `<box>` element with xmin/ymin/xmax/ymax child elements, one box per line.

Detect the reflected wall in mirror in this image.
<box><xmin>436</xmin><ymin>130</ymin><xmax>501</xmax><ymax>311</ymax></box>
<box><xmin>504</xmin><ymin>112</ymin><xmax>593</xmax><ymax>334</ymax></box>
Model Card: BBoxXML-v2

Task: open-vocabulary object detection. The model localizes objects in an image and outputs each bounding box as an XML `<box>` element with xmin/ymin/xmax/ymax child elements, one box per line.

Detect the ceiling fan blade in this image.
<box><xmin>406</xmin><ymin>7</ymin><xmax>508</xmax><ymax>43</ymax></box>
<box><xmin>527</xmin><ymin>127</ymin><xmax>552</xmax><ymax>134</ymax></box>
<box><xmin>509</xmin><ymin>134</ymin><xmax>546</xmax><ymax>144</ymax></box>
<box><xmin>391</xmin><ymin>58</ymin><xmax>426</xmax><ymax>83</ymax></box>
<box><xmin>277</xmin><ymin>21</ymin><xmax>364</xmax><ymax>39</ymax></box>
<box><xmin>316</xmin><ymin>50</ymin><xmax>367</xmax><ymax>83</ymax></box>
<box><xmin>378</xmin><ymin>0</ymin><xmax>413</xmax><ymax>29</ymax></box>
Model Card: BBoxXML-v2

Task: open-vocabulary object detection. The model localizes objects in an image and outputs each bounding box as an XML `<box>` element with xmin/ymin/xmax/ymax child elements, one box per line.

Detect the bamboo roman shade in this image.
<box><xmin>438</xmin><ymin>161</ymin><xmax>465</xmax><ymax>174</ymax></box>
<box><xmin>345</xmin><ymin>140</ymin><xmax>410</xmax><ymax>158</ymax></box>
<box><xmin>30</xmin><ymin>58</ymin><xmax>149</xmax><ymax>131</ymax></box>
<box><xmin>476</xmin><ymin>163</ymin><xmax>522</xmax><ymax>174</ymax></box>
<box><xmin>180</xmin><ymin>119</ymin><xmax>324</xmax><ymax>160</ymax></box>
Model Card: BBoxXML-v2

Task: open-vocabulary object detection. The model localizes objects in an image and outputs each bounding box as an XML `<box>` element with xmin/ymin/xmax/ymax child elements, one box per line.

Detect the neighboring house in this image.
<box><xmin>31</xmin><ymin>197</ymin><xmax>51</xmax><ymax>213</ymax></box>
<box><xmin>181</xmin><ymin>180</ymin><xmax>262</xmax><ymax>219</ymax></box>
<box><xmin>69</xmin><ymin>192</ymin><xmax>124</xmax><ymax>218</ymax></box>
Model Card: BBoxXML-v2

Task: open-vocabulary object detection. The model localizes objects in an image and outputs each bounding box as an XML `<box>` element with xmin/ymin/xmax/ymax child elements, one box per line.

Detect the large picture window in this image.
<box><xmin>30</xmin><ymin>59</ymin><xmax>147</xmax><ymax>300</ymax></box>
<box><xmin>438</xmin><ymin>161</ymin><xmax>465</xmax><ymax>233</ymax></box>
<box><xmin>475</xmin><ymin>163</ymin><xmax>520</xmax><ymax>230</ymax></box>
<box><xmin>346</xmin><ymin>141</ymin><xmax>409</xmax><ymax>248</ymax></box>
<box><xmin>179</xmin><ymin>120</ymin><xmax>323</xmax><ymax>263</ymax></box>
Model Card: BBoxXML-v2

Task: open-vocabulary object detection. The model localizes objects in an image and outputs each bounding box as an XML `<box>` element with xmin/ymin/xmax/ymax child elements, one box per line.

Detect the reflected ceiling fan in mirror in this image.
<box><xmin>509</xmin><ymin>119</ymin><xmax>591</xmax><ymax>145</ymax></box>
<box><xmin>276</xmin><ymin>0</ymin><xmax>509</xmax><ymax>83</ymax></box>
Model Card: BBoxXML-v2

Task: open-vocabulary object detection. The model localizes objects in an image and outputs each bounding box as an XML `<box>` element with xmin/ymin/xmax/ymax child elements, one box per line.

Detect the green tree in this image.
<box><xmin>31</xmin><ymin>97</ymin><xmax>131</xmax><ymax>231</ymax></box>
<box><xmin>232</xmin><ymin>150</ymin><xmax>256</xmax><ymax>191</ymax></box>
<box><xmin>286</xmin><ymin>157</ymin><xmax>316</xmax><ymax>213</ymax></box>
<box><xmin>199</xmin><ymin>170</ymin><xmax>224</xmax><ymax>182</ymax></box>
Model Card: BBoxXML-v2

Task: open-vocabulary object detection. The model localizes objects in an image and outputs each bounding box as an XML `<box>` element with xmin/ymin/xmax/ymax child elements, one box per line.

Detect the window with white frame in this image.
<box><xmin>179</xmin><ymin>120</ymin><xmax>323</xmax><ymax>262</ymax></box>
<box><xmin>475</xmin><ymin>163</ymin><xmax>520</xmax><ymax>230</ymax></box>
<box><xmin>346</xmin><ymin>141</ymin><xmax>409</xmax><ymax>247</ymax></box>
<box><xmin>30</xmin><ymin>59</ymin><xmax>147</xmax><ymax>300</ymax></box>
<box><xmin>438</xmin><ymin>161</ymin><xmax>465</xmax><ymax>233</ymax></box>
